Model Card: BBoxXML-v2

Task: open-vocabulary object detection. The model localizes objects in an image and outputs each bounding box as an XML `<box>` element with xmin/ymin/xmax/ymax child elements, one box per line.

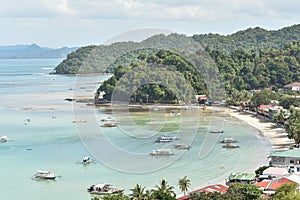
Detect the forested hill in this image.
<box><xmin>97</xmin><ymin>41</ymin><xmax>300</xmax><ymax>103</ymax></box>
<box><xmin>0</xmin><ymin>44</ymin><xmax>77</xmax><ymax>59</ymax></box>
<box><xmin>193</xmin><ymin>24</ymin><xmax>300</xmax><ymax>52</ymax></box>
<box><xmin>53</xmin><ymin>24</ymin><xmax>300</xmax><ymax>74</ymax></box>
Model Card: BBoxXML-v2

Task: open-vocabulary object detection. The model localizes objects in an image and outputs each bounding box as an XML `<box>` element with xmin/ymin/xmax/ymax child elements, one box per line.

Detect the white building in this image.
<box><xmin>284</xmin><ymin>82</ymin><xmax>300</xmax><ymax>93</ymax></box>
<box><xmin>269</xmin><ymin>150</ymin><xmax>300</xmax><ymax>173</ymax></box>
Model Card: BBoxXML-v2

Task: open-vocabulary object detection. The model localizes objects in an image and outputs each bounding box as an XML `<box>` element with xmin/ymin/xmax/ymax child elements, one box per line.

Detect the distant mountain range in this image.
<box><xmin>0</xmin><ymin>43</ymin><xmax>78</xmax><ymax>59</ymax></box>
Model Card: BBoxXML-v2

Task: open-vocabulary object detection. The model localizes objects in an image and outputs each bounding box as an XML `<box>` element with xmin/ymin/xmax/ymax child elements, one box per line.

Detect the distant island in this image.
<box><xmin>0</xmin><ymin>43</ymin><xmax>77</xmax><ymax>59</ymax></box>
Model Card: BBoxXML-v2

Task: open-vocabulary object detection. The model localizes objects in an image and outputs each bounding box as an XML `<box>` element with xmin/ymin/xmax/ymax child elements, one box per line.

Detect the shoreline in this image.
<box><xmin>227</xmin><ymin>108</ymin><xmax>294</xmax><ymax>152</ymax></box>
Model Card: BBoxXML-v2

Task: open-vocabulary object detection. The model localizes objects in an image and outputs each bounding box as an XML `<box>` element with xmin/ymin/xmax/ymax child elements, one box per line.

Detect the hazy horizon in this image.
<box><xmin>0</xmin><ymin>0</ymin><xmax>299</xmax><ymax>48</ymax></box>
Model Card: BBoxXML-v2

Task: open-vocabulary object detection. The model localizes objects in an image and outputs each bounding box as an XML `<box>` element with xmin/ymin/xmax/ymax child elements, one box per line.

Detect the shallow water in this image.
<box><xmin>0</xmin><ymin>59</ymin><xmax>272</xmax><ymax>199</ymax></box>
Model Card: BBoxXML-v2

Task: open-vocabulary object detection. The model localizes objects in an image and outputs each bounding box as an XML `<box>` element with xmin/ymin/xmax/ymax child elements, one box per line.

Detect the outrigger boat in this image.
<box><xmin>222</xmin><ymin>143</ymin><xmax>240</xmax><ymax>148</ymax></box>
<box><xmin>155</xmin><ymin>135</ymin><xmax>178</xmax><ymax>143</ymax></box>
<box><xmin>173</xmin><ymin>144</ymin><xmax>191</xmax><ymax>150</ymax></box>
<box><xmin>33</xmin><ymin>170</ymin><xmax>57</xmax><ymax>180</ymax></box>
<box><xmin>1</xmin><ymin>135</ymin><xmax>8</xmax><ymax>143</ymax></box>
<box><xmin>87</xmin><ymin>183</ymin><xmax>123</xmax><ymax>195</ymax></box>
<box><xmin>101</xmin><ymin>121</ymin><xmax>118</xmax><ymax>127</ymax></box>
<box><xmin>77</xmin><ymin>156</ymin><xmax>96</xmax><ymax>165</ymax></box>
<box><xmin>209</xmin><ymin>130</ymin><xmax>224</xmax><ymax>133</ymax></box>
<box><xmin>150</xmin><ymin>149</ymin><xmax>174</xmax><ymax>156</ymax></box>
<box><xmin>220</xmin><ymin>138</ymin><xmax>238</xmax><ymax>143</ymax></box>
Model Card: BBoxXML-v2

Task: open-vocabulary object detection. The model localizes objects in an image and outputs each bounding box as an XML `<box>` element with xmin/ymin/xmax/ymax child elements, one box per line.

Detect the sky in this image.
<box><xmin>0</xmin><ymin>0</ymin><xmax>299</xmax><ymax>48</ymax></box>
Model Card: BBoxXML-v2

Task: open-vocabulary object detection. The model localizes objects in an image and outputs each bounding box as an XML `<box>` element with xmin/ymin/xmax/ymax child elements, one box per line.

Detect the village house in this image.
<box><xmin>256</xmin><ymin>177</ymin><xmax>297</xmax><ymax>195</ymax></box>
<box><xmin>225</xmin><ymin>172</ymin><xmax>256</xmax><ymax>186</ymax></box>
<box><xmin>176</xmin><ymin>184</ymin><xmax>228</xmax><ymax>200</ymax></box>
<box><xmin>284</xmin><ymin>82</ymin><xmax>300</xmax><ymax>93</ymax></box>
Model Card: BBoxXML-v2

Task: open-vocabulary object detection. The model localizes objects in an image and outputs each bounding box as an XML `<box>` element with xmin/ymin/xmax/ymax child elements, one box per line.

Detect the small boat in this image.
<box><xmin>87</xmin><ymin>183</ymin><xmax>123</xmax><ymax>195</ymax></box>
<box><xmin>209</xmin><ymin>130</ymin><xmax>224</xmax><ymax>133</ymax></box>
<box><xmin>155</xmin><ymin>135</ymin><xmax>178</xmax><ymax>143</ymax></box>
<box><xmin>101</xmin><ymin>117</ymin><xmax>115</xmax><ymax>122</ymax></box>
<box><xmin>173</xmin><ymin>144</ymin><xmax>191</xmax><ymax>150</ymax></box>
<box><xmin>101</xmin><ymin>121</ymin><xmax>118</xmax><ymax>127</ymax></box>
<box><xmin>78</xmin><ymin>156</ymin><xmax>96</xmax><ymax>165</ymax></box>
<box><xmin>1</xmin><ymin>135</ymin><xmax>8</xmax><ymax>143</ymax></box>
<box><xmin>72</xmin><ymin>119</ymin><xmax>87</xmax><ymax>123</ymax></box>
<box><xmin>222</xmin><ymin>143</ymin><xmax>240</xmax><ymax>148</ymax></box>
<box><xmin>33</xmin><ymin>170</ymin><xmax>56</xmax><ymax>180</ymax></box>
<box><xmin>220</xmin><ymin>138</ymin><xmax>238</xmax><ymax>143</ymax></box>
<box><xmin>150</xmin><ymin>149</ymin><xmax>174</xmax><ymax>156</ymax></box>
<box><xmin>170</xmin><ymin>110</ymin><xmax>181</xmax><ymax>116</ymax></box>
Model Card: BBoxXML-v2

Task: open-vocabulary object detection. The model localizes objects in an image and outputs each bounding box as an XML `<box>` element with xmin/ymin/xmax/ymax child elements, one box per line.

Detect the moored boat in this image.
<box><xmin>209</xmin><ymin>130</ymin><xmax>224</xmax><ymax>133</ymax></box>
<box><xmin>101</xmin><ymin>117</ymin><xmax>115</xmax><ymax>122</ymax></box>
<box><xmin>222</xmin><ymin>143</ymin><xmax>240</xmax><ymax>148</ymax></box>
<box><xmin>220</xmin><ymin>138</ymin><xmax>238</xmax><ymax>143</ymax></box>
<box><xmin>150</xmin><ymin>149</ymin><xmax>174</xmax><ymax>156</ymax></box>
<box><xmin>173</xmin><ymin>144</ymin><xmax>191</xmax><ymax>150</ymax></box>
<box><xmin>101</xmin><ymin>121</ymin><xmax>118</xmax><ymax>127</ymax></box>
<box><xmin>33</xmin><ymin>170</ymin><xmax>56</xmax><ymax>180</ymax></box>
<box><xmin>155</xmin><ymin>135</ymin><xmax>178</xmax><ymax>143</ymax></box>
<box><xmin>87</xmin><ymin>183</ymin><xmax>123</xmax><ymax>195</ymax></box>
<box><xmin>1</xmin><ymin>135</ymin><xmax>8</xmax><ymax>143</ymax></box>
<box><xmin>77</xmin><ymin>156</ymin><xmax>96</xmax><ymax>165</ymax></box>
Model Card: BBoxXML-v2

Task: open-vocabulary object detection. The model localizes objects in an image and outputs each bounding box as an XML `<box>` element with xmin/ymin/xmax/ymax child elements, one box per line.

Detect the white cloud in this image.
<box><xmin>0</xmin><ymin>0</ymin><xmax>299</xmax><ymax>47</ymax></box>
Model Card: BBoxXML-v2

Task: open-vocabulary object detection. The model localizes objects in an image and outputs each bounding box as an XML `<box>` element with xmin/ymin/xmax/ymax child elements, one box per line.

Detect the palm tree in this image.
<box><xmin>130</xmin><ymin>184</ymin><xmax>145</xmax><ymax>200</ymax></box>
<box><xmin>153</xmin><ymin>179</ymin><xmax>176</xmax><ymax>197</ymax></box>
<box><xmin>285</xmin><ymin>109</ymin><xmax>300</xmax><ymax>144</ymax></box>
<box><xmin>144</xmin><ymin>190</ymin><xmax>154</xmax><ymax>200</ymax></box>
<box><xmin>178</xmin><ymin>176</ymin><xmax>191</xmax><ymax>196</ymax></box>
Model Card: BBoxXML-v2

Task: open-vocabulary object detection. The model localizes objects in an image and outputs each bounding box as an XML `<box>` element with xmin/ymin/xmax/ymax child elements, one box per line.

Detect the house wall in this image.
<box><xmin>270</xmin><ymin>156</ymin><xmax>300</xmax><ymax>173</ymax></box>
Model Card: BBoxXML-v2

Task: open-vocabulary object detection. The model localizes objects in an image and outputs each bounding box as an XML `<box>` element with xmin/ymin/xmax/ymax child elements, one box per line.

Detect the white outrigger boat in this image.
<box><xmin>155</xmin><ymin>135</ymin><xmax>178</xmax><ymax>143</ymax></box>
<box><xmin>150</xmin><ymin>149</ymin><xmax>174</xmax><ymax>156</ymax></box>
<box><xmin>222</xmin><ymin>143</ymin><xmax>240</xmax><ymax>148</ymax></box>
<box><xmin>220</xmin><ymin>138</ymin><xmax>238</xmax><ymax>143</ymax></box>
<box><xmin>87</xmin><ymin>183</ymin><xmax>123</xmax><ymax>195</ymax></box>
<box><xmin>1</xmin><ymin>135</ymin><xmax>8</xmax><ymax>143</ymax></box>
<box><xmin>173</xmin><ymin>143</ymin><xmax>191</xmax><ymax>150</ymax></box>
<box><xmin>77</xmin><ymin>156</ymin><xmax>96</xmax><ymax>165</ymax></box>
<box><xmin>33</xmin><ymin>170</ymin><xmax>57</xmax><ymax>180</ymax></box>
<box><xmin>101</xmin><ymin>121</ymin><xmax>118</xmax><ymax>127</ymax></box>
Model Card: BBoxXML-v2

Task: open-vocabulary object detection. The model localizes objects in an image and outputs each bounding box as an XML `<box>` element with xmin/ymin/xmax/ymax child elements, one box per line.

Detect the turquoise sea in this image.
<box><xmin>0</xmin><ymin>59</ymin><xmax>272</xmax><ymax>199</ymax></box>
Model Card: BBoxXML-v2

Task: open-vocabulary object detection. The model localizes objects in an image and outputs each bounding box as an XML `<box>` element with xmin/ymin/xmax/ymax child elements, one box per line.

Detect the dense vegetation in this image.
<box><xmin>97</xmin><ymin>50</ymin><xmax>208</xmax><ymax>103</ymax></box>
<box><xmin>193</xmin><ymin>24</ymin><xmax>300</xmax><ymax>52</ymax></box>
<box><xmin>54</xmin><ymin>24</ymin><xmax>300</xmax><ymax>75</ymax></box>
<box><xmin>210</xmin><ymin>40</ymin><xmax>300</xmax><ymax>92</ymax></box>
<box><xmin>53</xmin><ymin>24</ymin><xmax>300</xmax><ymax>105</ymax></box>
<box><xmin>97</xmin><ymin>41</ymin><xmax>300</xmax><ymax>104</ymax></box>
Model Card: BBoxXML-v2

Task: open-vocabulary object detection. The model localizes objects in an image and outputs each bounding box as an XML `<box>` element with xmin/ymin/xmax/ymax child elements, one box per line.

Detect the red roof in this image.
<box><xmin>256</xmin><ymin>177</ymin><xmax>296</xmax><ymax>190</ymax></box>
<box><xmin>256</xmin><ymin>180</ymin><xmax>270</xmax><ymax>188</ymax></box>
<box><xmin>196</xmin><ymin>95</ymin><xmax>208</xmax><ymax>99</ymax></box>
<box><xmin>269</xmin><ymin>178</ymin><xmax>295</xmax><ymax>190</ymax></box>
<box><xmin>259</xmin><ymin>104</ymin><xmax>272</xmax><ymax>109</ymax></box>
<box><xmin>192</xmin><ymin>184</ymin><xmax>228</xmax><ymax>194</ymax></box>
<box><xmin>176</xmin><ymin>194</ymin><xmax>190</xmax><ymax>200</ymax></box>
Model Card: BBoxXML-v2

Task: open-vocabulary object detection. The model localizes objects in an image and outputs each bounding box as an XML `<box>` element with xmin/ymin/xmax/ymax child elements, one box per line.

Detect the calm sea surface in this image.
<box><xmin>0</xmin><ymin>59</ymin><xmax>272</xmax><ymax>199</ymax></box>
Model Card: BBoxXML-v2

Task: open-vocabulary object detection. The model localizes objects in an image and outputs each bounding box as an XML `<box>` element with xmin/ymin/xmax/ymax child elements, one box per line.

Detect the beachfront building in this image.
<box><xmin>176</xmin><ymin>184</ymin><xmax>228</xmax><ymax>200</ymax></box>
<box><xmin>256</xmin><ymin>177</ymin><xmax>297</xmax><ymax>195</ymax></box>
<box><xmin>225</xmin><ymin>172</ymin><xmax>256</xmax><ymax>186</ymax></box>
<box><xmin>284</xmin><ymin>82</ymin><xmax>300</xmax><ymax>93</ymax></box>
<box><xmin>269</xmin><ymin>150</ymin><xmax>300</xmax><ymax>173</ymax></box>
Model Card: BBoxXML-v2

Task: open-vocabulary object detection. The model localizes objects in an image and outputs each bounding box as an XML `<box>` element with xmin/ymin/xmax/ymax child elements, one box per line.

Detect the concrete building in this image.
<box><xmin>269</xmin><ymin>150</ymin><xmax>300</xmax><ymax>173</ymax></box>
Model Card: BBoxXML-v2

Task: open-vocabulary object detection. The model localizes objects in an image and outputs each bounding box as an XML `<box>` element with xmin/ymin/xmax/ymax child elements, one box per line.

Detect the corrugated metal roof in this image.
<box><xmin>228</xmin><ymin>172</ymin><xmax>256</xmax><ymax>180</ymax></box>
<box><xmin>270</xmin><ymin>150</ymin><xmax>300</xmax><ymax>158</ymax></box>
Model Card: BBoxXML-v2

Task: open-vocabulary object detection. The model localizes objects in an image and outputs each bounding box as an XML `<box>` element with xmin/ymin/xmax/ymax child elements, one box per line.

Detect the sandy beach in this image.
<box><xmin>227</xmin><ymin>109</ymin><xmax>294</xmax><ymax>151</ymax></box>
